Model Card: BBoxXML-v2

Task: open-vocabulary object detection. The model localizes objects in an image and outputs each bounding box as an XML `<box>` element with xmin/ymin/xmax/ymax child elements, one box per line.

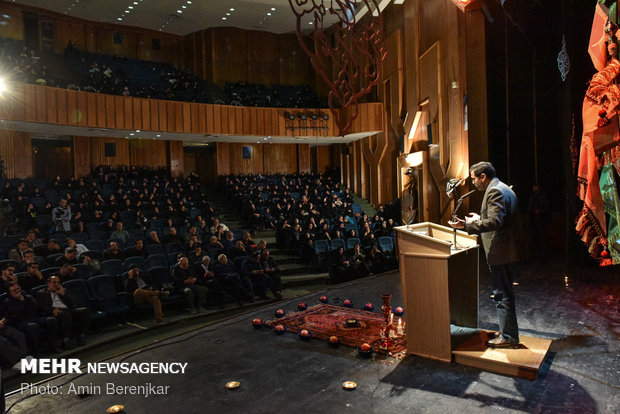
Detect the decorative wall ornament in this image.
<box><xmin>557</xmin><ymin>35</ymin><xmax>570</xmax><ymax>82</ymax></box>
<box><xmin>288</xmin><ymin>0</ymin><xmax>387</xmax><ymax>136</ymax></box>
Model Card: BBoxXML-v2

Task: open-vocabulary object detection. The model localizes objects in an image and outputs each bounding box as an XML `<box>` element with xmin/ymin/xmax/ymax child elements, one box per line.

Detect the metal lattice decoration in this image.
<box><xmin>288</xmin><ymin>0</ymin><xmax>387</xmax><ymax>136</ymax></box>
<box><xmin>557</xmin><ymin>35</ymin><xmax>570</xmax><ymax>82</ymax></box>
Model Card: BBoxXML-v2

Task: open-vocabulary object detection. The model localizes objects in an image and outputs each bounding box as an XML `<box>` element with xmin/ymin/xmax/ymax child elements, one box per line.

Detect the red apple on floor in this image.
<box><xmin>298</xmin><ymin>302</ymin><xmax>307</xmax><ymax>311</ymax></box>
<box><xmin>360</xmin><ymin>343</ymin><xmax>372</xmax><ymax>352</ymax></box>
<box><xmin>252</xmin><ymin>318</ymin><xmax>263</xmax><ymax>328</ymax></box>
<box><xmin>300</xmin><ymin>329</ymin><xmax>310</xmax><ymax>337</ymax></box>
<box><xmin>364</xmin><ymin>302</ymin><xmax>374</xmax><ymax>311</ymax></box>
<box><xmin>275</xmin><ymin>309</ymin><xmax>286</xmax><ymax>318</ymax></box>
<box><xmin>274</xmin><ymin>324</ymin><xmax>285</xmax><ymax>334</ymax></box>
<box><xmin>343</xmin><ymin>299</ymin><xmax>352</xmax><ymax>307</ymax></box>
<box><xmin>329</xmin><ymin>335</ymin><xmax>339</xmax><ymax>344</ymax></box>
<box><xmin>319</xmin><ymin>296</ymin><xmax>328</xmax><ymax>303</ymax></box>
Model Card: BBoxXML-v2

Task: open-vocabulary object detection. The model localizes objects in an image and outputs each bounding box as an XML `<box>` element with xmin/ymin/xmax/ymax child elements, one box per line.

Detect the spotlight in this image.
<box><xmin>285</xmin><ymin>112</ymin><xmax>295</xmax><ymax>121</ymax></box>
<box><xmin>299</xmin><ymin>113</ymin><xmax>307</xmax><ymax>121</ymax></box>
<box><xmin>311</xmin><ymin>113</ymin><xmax>318</xmax><ymax>121</ymax></box>
<box><xmin>321</xmin><ymin>112</ymin><xmax>329</xmax><ymax>121</ymax></box>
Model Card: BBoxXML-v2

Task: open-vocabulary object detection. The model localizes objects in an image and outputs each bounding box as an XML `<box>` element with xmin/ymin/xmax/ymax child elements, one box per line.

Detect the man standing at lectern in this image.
<box><xmin>448</xmin><ymin>161</ymin><xmax>520</xmax><ymax>348</ymax></box>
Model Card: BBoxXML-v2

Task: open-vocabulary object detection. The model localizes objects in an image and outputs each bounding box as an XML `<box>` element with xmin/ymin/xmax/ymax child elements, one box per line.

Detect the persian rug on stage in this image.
<box><xmin>266</xmin><ymin>304</ymin><xmax>407</xmax><ymax>354</ymax></box>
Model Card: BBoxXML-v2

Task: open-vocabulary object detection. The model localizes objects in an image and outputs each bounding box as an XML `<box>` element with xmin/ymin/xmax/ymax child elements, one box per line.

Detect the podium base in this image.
<box><xmin>452</xmin><ymin>330</ymin><xmax>552</xmax><ymax>380</ymax></box>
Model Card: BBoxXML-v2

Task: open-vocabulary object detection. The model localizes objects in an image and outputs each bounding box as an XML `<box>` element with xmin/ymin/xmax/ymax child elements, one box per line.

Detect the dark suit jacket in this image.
<box><xmin>35</xmin><ymin>289</ymin><xmax>77</xmax><ymax>316</ymax></box>
<box><xmin>464</xmin><ymin>177</ymin><xmax>519</xmax><ymax>266</ymax></box>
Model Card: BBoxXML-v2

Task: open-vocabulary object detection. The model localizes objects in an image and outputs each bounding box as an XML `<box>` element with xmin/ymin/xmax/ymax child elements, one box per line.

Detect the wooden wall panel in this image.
<box><xmin>297</xmin><ymin>144</ymin><xmax>311</xmax><ymax>174</ymax></box>
<box><xmin>216</xmin><ymin>142</ymin><xmax>230</xmax><ymax>176</ymax></box>
<box><xmin>1</xmin><ymin>84</ymin><xmax>381</xmax><ymax>139</ymax></box>
<box><xmin>73</xmin><ymin>136</ymin><xmax>91</xmax><ymax>178</ymax></box>
<box><xmin>0</xmin><ymin>130</ymin><xmax>32</xmax><ymax>178</ymax></box>
<box><xmin>247</xmin><ymin>31</ymin><xmax>279</xmax><ymax>86</ymax></box>
<box><xmin>0</xmin><ymin>4</ymin><xmax>23</xmax><ymax>40</ymax></box>
<box><xmin>314</xmin><ymin>145</ymin><xmax>332</xmax><ymax>174</ymax></box>
<box><xmin>263</xmin><ymin>144</ymin><xmax>297</xmax><ymax>174</ymax></box>
<box><xmin>278</xmin><ymin>34</ymin><xmax>312</xmax><ymax>86</ymax></box>
<box><xmin>129</xmin><ymin>139</ymin><xmax>167</xmax><ymax>168</ymax></box>
<box><xmin>211</xmin><ymin>27</ymin><xmax>248</xmax><ymax>87</ymax></box>
<box><xmin>228</xmin><ymin>143</ymin><xmax>264</xmax><ymax>175</ymax></box>
<box><xmin>168</xmin><ymin>140</ymin><xmax>184</xmax><ymax>178</ymax></box>
<box><xmin>90</xmin><ymin>137</ymin><xmax>129</xmax><ymax>167</ymax></box>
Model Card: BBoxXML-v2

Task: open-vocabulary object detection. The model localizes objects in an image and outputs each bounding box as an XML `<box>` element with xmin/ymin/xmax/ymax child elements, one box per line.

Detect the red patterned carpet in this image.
<box><xmin>265</xmin><ymin>304</ymin><xmax>407</xmax><ymax>354</ymax></box>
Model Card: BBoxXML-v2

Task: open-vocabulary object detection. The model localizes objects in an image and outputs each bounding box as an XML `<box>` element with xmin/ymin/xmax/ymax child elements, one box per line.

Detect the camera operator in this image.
<box><xmin>51</xmin><ymin>199</ymin><xmax>71</xmax><ymax>233</ymax></box>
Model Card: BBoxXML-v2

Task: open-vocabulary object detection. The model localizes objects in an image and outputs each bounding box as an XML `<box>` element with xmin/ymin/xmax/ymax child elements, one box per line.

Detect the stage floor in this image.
<box><xmin>5</xmin><ymin>260</ymin><xmax>619</xmax><ymax>413</ymax></box>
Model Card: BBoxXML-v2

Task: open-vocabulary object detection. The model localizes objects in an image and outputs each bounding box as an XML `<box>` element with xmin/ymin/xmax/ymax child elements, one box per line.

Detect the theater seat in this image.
<box><xmin>87</xmin><ymin>275</ymin><xmax>130</xmax><ymax>318</ymax></box>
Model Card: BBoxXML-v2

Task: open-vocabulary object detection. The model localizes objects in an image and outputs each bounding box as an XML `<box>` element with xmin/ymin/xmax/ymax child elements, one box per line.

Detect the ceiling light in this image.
<box><xmin>271</xmin><ymin>7</ymin><xmax>276</xmax><ymax>11</ymax></box>
<box><xmin>125</xmin><ymin>10</ymin><xmax>129</xmax><ymax>13</ymax></box>
<box><xmin>177</xmin><ymin>9</ymin><xmax>182</xmax><ymax>13</ymax></box>
<box><xmin>230</xmin><ymin>8</ymin><xmax>234</xmax><ymax>11</ymax></box>
<box><xmin>128</xmin><ymin>6</ymin><xmax>133</xmax><ymax>9</ymax></box>
<box><xmin>226</xmin><ymin>12</ymin><xmax>230</xmax><ymax>15</ymax></box>
<box><xmin>222</xmin><ymin>17</ymin><xmax>226</xmax><ymax>20</ymax></box>
<box><xmin>133</xmin><ymin>1</ymin><xmax>138</xmax><ymax>4</ymax></box>
<box><xmin>117</xmin><ymin>17</ymin><xmax>123</xmax><ymax>20</ymax></box>
<box><xmin>130</xmin><ymin>133</ymin><xmax>134</xmax><ymax>136</ymax></box>
<box><xmin>187</xmin><ymin>1</ymin><xmax>192</xmax><ymax>3</ymax></box>
<box><xmin>182</xmin><ymin>5</ymin><xmax>187</xmax><ymax>8</ymax></box>
<box><xmin>267</xmin><ymin>12</ymin><xmax>271</xmax><ymax>16</ymax></box>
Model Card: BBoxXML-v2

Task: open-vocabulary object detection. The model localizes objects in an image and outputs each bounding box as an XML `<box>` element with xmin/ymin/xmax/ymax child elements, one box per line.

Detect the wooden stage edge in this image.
<box><xmin>451</xmin><ymin>330</ymin><xmax>552</xmax><ymax>380</ymax></box>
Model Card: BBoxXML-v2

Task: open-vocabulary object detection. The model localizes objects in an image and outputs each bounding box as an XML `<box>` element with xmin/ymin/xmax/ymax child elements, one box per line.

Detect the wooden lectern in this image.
<box><xmin>395</xmin><ymin>222</ymin><xmax>479</xmax><ymax>362</ymax></box>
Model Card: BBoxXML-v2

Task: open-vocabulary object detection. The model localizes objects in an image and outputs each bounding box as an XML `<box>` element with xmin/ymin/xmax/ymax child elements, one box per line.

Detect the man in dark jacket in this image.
<box><xmin>171</xmin><ymin>256</ymin><xmax>208</xmax><ymax>314</ymax></box>
<box><xmin>449</xmin><ymin>161</ymin><xmax>520</xmax><ymax>348</ymax></box>
<box><xmin>35</xmin><ymin>276</ymin><xmax>89</xmax><ymax>347</ymax></box>
<box><xmin>2</xmin><ymin>282</ymin><xmax>58</xmax><ymax>355</ymax></box>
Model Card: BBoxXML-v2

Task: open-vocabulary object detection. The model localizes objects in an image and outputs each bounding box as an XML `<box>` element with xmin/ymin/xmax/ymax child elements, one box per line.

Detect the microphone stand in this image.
<box><xmin>451</xmin><ymin>189</ymin><xmax>476</xmax><ymax>249</ymax></box>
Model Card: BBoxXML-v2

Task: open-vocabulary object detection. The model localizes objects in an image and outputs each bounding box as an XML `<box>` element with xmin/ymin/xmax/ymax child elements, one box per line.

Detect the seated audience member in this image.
<box><xmin>108</xmin><ymin>221</ymin><xmax>131</xmax><ymax>246</ymax></box>
<box><xmin>188</xmin><ymin>245</ymin><xmax>204</xmax><ymax>265</ymax></box>
<box><xmin>192</xmin><ymin>256</ymin><xmax>223</xmax><ymax>307</ymax></box>
<box><xmin>24</xmin><ymin>230</ymin><xmax>44</xmax><ymax>248</ymax></box>
<box><xmin>207</xmin><ymin>236</ymin><xmax>225</xmax><ymax>251</ymax></box>
<box><xmin>35</xmin><ymin>276</ymin><xmax>89</xmax><ymax>347</ymax></box>
<box><xmin>171</xmin><ymin>256</ymin><xmax>208</xmax><ymax>314</ymax></box>
<box><xmin>330</xmin><ymin>246</ymin><xmax>353</xmax><ymax>283</ymax></box>
<box><xmin>210</xmin><ymin>218</ymin><xmax>229</xmax><ymax>233</ymax></box>
<box><xmin>58</xmin><ymin>263</ymin><xmax>77</xmax><ymax>282</ymax></box>
<box><xmin>0</xmin><ymin>307</ymin><xmax>30</xmax><ymax>370</ymax></box>
<box><xmin>185</xmin><ymin>235</ymin><xmax>202</xmax><ymax>254</ymax></box>
<box><xmin>8</xmin><ymin>239</ymin><xmax>30</xmax><ymax>265</ymax></box>
<box><xmin>146</xmin><ymin>230</ymin><xmax>162</xmax><ymax>245</ymax></box>
<box><xmin>213</xmin><ymin>254</ymin><xmax>252</xmax><ymax>304</ymax></box>
<box><xmin>56</xmin><ymin>248</ymin><xmax>80</xmax><ymax>267</ymax></box>
<box><xmin>241</xmin><ymin>231</ymin><xmax>256</xmax><ymax>251</ymax></box>
<box><xmin>228</xmin><ymin>240</ymin><xmax>248</xmax><ymax>261</ymax></box>
<box><xmin>2</xmin><ymin>282</ymin><xmax>58</xmax><ymax>355</ymax></box>
<box><xmin>65</xmin><ymin>237</ymin><xmax>90</xmax><ymax>262</ymax></box>
<box><xmin>349</xmin><ymin>243</ymin><xmax>370</xmax><ymax>278</ymax></box>
<box><xmin>126</xmin><ymin>239</ymin><xmax>148</xmax><ymax>258</ymax></box>
<box><xmin>221</xmin><ymin>231</ymin><xmax>236</xmax><ymax>251</ymax></box>
<box><xmin>16</xmin><ymin>249</ymin><xmax>38</xmax><ymax>272</ymax></box>
<box><xmin>103</xmin><ymin>241</ymin><xmax>125</xmax><ymax>261</ymax></box>
<box><xmin>163</xmin><ymin>227</ymin><xmax>183</xmax><ymax>245</ymax></box>
<box><xmin>196</xmin><ymin>219</ymin><xmax>210</xmax><ymax>240</ymax></box>
<box><xmin>260</xmin><ymin>249</ymin><xmax>282</xmax><ymax>300</ymax></box>
<box><xmin>126</xmin><ymin>264</ymin><xmax>167</xmax><ymax>324</ymax></box>
<box><xmin>43</xmin><ymin>239</ymin><xmax>62</xmax><ymax>258</ymax></box>
<box><xmin>367</xmin><ymin>246</ymin><xmax>386</xmax><ymax>274</ymax></box>
<box><xmin>0</xmin><ymin>264</ymin><xmax>17</xmax><ymax>295</ymax></box>
<box><xmin>242</xmin><ymin>251</ymin><xmax>268</xmax><ymax>299</ymax></box>
<box><xmin>213</xmin><ymin>225</ymin><xmax>226</xmax><ymax>242</ymax></box>
<box><xmin>18</xmin><ymin>262</ymin><xmax>45</xmax><ymax>293</ymax></box>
